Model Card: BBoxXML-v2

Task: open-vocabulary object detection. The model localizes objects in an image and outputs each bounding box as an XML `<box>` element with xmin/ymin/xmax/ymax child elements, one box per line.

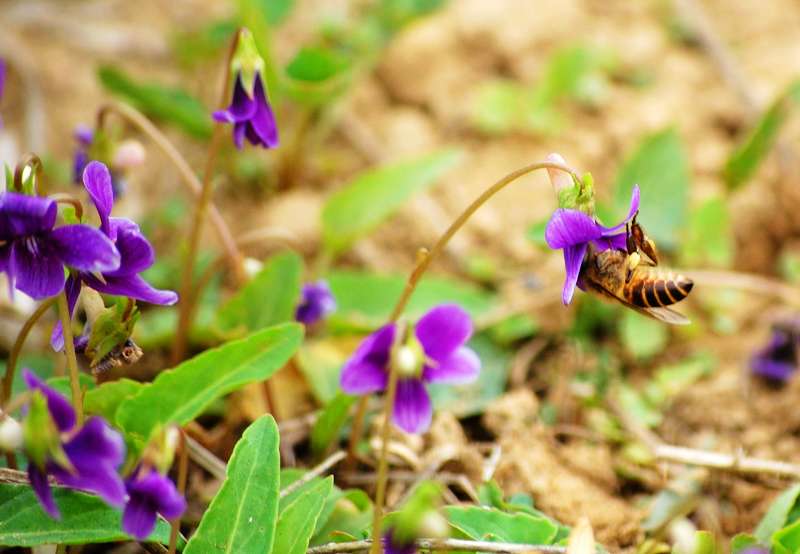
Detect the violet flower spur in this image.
<box><xmin>213</xmin><ymin>71</ymin><xmax>279</xmax><ymax>149</ymax></box>
<box><xmin>22</xmin><ymin>369</ymin><xmax>126</xmax><ymax>518</ymax></box>
<box><xmin>52</xmin><ymin>161</ymin><xmax>177</xmax><ymax>350</ymax></box>
<box><xmin>0</xmin><ymin>191</ymin><xmax>120</xmax><ymax>299</ymax></box>
<box><xmin>544</xmin><ymin>185</ymin><xmax>640</xmax><ymax>305</ymax></box>
<box><xmin>122</xmin><ymin>465</ymin><xmax>186</xmax><ymax>540</ymax></box>
<box><xmin>339</xmin><ymin>304</ymin><xmax>480</xmax><ymax>434</ymax></box>
<box><xmin>295</xmin><ymin>280</ymin><xmax>336</xmax><ymax>325</ymax></box>
<box><xmin>382</xmin><ymin>528</ymin><xmax>417</xmax><ymax>554</ymax></box>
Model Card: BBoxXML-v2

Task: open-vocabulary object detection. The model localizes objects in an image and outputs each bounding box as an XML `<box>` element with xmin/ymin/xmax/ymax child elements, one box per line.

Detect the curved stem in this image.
<box><xmin>171</xmin><ymin>31</ymin><xmax>240</xmax><ymax>366</ymax></box>
<box><xmin>49</xmin><ymin>194</ymin><xmax>84</xmax><ymax>221</ymax></box>
<box><xmin>13</xmin><ymin>153</ymin><xmax>43</xmax><ymax>194</ymax></box>
<box><xmin>57</xmin><ymin>292</ymin><xmax>83</xmax><ymax>424</ymax></box>
<box><xmin>368</xmin><ymin>161</ymin><xmax>581</xmax><ymax>554</ymax></box>
<box><xmin>95</xmin><ymin>101</ymin><xmax>244</xmax><ymax>283</ymax></box>
<box><xmin>2</xmin><ymin>297</ymin><xmax>57</xmax><ymax>408</ymax></box>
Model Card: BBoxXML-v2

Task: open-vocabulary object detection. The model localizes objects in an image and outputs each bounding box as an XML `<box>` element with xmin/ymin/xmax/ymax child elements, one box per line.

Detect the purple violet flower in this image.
<box><xmin>0</xmin><ymin>192</ymin><xmax>120</xmax><ymax>299</ymax></box>
<box><xmin>213</xmin><ymin>71</ymin><xmax>279</xmax><ymax>150</ymax></box>
<box><xmin>544</xmin><ymin>186</ymin><xmax>640</xmax><ymax>305</ymax></box>
<box><xmin>340</xmin><ymin>304</ymin><xmax>480</xmax><ymax>434</ymax></box>
<box><xmin>22</xmin><ymin>369</ymin><xmax>126</xmax><ymax>518</ymax></box>
<box><xmin>122</xmin><ymin>466</ymin><xmax>186</xmax><ymax>540</ymax></box>
<box><xmin>296</xmin><ymin>280</ymin><xmax>336</xmax><ymax>325</ymax></box>
<box><xmin>52</xmin><ymin>161</ymin><xmax>177</xmax><ymax>350</ymax></box>
<box><xmin>750</xmin><ymin>325</ymin><xmax>799</xmax><ymax>382</ymax></box>
<box><xmin>71</xmin><ymin>125</ymin><xmax>94</xmax><ymax>184</ymax></box>
<box><xmin>383</xmin><ymin>528</ymin><xmax>417</xmax><ymax>554</ymax></box>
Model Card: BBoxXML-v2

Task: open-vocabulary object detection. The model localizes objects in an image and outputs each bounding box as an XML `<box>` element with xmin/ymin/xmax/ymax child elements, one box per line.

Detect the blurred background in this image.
<box><xmin>3</xmin><ymin>0</ymin><xmax>800</xmax><ymax>549</ymax></box>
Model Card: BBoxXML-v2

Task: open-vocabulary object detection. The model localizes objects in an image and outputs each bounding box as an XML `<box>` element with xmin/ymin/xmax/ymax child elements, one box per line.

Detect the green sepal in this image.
<box><xmin>87</xmin><ymin>299</ymin><xmax>140</xmax><ymax>366</ymax></box>
<box><xmin>231</xmin><ymin>28</ymin><xmax>266</xmax><ymax>97</ymax></box>
<box><xmin>556</xmin><ymin>171</ymin><xmax>595</xmax><ymax>215</ymax></box>
<box><xmin>22</xmin><ymin>392</ymin><xmax>72</xmax><ymax>472</ymax></box>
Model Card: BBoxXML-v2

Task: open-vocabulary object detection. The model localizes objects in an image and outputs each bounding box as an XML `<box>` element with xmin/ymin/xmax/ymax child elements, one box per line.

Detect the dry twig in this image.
<box><xmin>307</xmin><ymin>538</ymin><xmax>566</xmax><ymax>553</ymax></box>
<box><xmin>280</xmin><ymin>450</ymin><xmax>346</xmax><ymax>499</ymax></box>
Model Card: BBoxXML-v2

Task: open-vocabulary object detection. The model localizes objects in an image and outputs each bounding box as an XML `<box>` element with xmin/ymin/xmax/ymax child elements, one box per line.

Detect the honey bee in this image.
<box><xmin>90</xmin><ymin>338</ymin><xmax>143</xmax><ymax>375</ymax></box>
<box><xmin>581</xmin><ymin>217</ymin><xmax>693</xmax><ymax>325</ymax></box>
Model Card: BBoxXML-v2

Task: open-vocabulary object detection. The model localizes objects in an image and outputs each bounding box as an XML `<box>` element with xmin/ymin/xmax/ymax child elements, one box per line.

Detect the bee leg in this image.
<box><xmin>625</xmin><ymin>222</ymin><xmax>636</xmax><ymax>255</ymax></box>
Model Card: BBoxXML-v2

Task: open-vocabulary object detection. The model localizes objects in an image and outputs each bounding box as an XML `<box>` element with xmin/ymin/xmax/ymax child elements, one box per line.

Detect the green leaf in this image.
<box><xmin>321</xmin><ymin>149</ymin><xmax>462</xmax><ymax>255</ymax></box>
<box><xmin>185</xmin><ymin>415</ymin><xmax>280</xmax><ymax>554</ymax></box>
<box><xmin>117</xmin><ymin>323</ymin><xmax>303</xmax><ymax>440</ymax></box>
<box><xmin>261</xmin><ymin>0</ymin><xmax>294</xmax><ymax>25</ymax></box>
<box><xmin>282</xmin><ymin>46</ymin><xmax>352</xmax><ymax>105</ymax></box>
<box><xmin>681</xmin><ymin>197</ymin><xmax>733</xmax><ymax>268</ymax></box>
<box><xmin>730</xmin><ymin>533</ymin><xmax>759</xmax><ymax>553</ymax></box>
<box><xmin>326</xmin><ymin>269</ymin><xmax>495</xmax><ymax>329</ymax></box>
<box><xmin>774</xmin><ymin>519</ymin><xmax>800</xmax><ymax>554</ymax></box>
<box><xmin>310</xmin><ymin>393</ymin><xmax>357</xmax><ymax>457</ymax></box>
<box><xmin>273</xmin><ymin>477</ymin><xmax>333</xmax><ymax>554</ymax></box>
<box><xmin>286</xmin><ymin>48</ymin><xmax>348</xmax><ymax>83</ymax></box>
<box><xmin>217</xmin><ymin>251</ymin><xmax>302</xmax><ymax>333</ymax></box>
<box><xmin>310</xmin><ymin>488</ymin><xmax>372</xmax><ymax>546</ymax></box>
<box><xmin>444</xmin><ymin>505</ymin><xmax>558</xmax><ymax>544</ymax></box>
<box><xmin>45</xmin><ymin>375</ymin><xmax>95</xmax><ymax>398</ymax></box>
<box><xmin>612</xmin><ymin>128</ymin><xmax>689</xmax><ymax>249</ymax></box>
<box><xmin>526</xmin><ymin>218</ymin><xmax>550</xmax><ymax>248</ymax></box>
<box><xmin>755</xmin><ymin>484</ymin><xmax>800</xmax><ymax>544</ymax></box>
<box><xmin>0</xmin><ymin>484</ymin><xmax>172</xmax><ymax>545</ymax></box>
<box><xmin>83</xmin><ymin>378</ymin><xmax>143</xmax><ymax>422</ymax></box>
<box><xmin>617</xmin><ymin>384</ymin><xmax>662</xmax><ymax>429</ymax></box>
<box><xmin>618</xmin><ymin>309</ymin><xmax>669</xmax><ymax>360</ymax></box>
<box><xmin>725</xmin><ymin>80</ymin><xmax>800</xmax><ymax>189</ymax></box>
<box><xmin>97</xmin><ymin>66</ymin><xmax>212</xmax><ymax>138</ymax></box>
<box><xmin>471</xmin><ymin>80</ymin><xmax>529</xmax><ymax>135</ymax></box>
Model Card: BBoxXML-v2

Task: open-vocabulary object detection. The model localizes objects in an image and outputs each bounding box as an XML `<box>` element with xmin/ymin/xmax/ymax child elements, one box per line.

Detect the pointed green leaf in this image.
<box><xmin>322</xmin><ymin>149</ymin><xmax>462</xmax><ymax>255</ymax></box>
<box><xmin>613</xmin><ymin>128</ymin><xmax>689</xmax><ymax>249</ymax></box>
<box><xmin>97</xmin><ymin>66</ymin><xmax>212</xmax><ymax>138</ymax></box>
<box><xmin>310</xmin><ymin>393</ymin><xmax>357</xmax><ymax>456</ymax></box>
<box><xmin>185</xmin><ymin>415</ymin><xmax>280</xmax><ymax>554</ymax></box>
<box><xmin>725</xmin><ymin>81</ymin><xmax>800</xmax><ymax>190</ymax></box>
<box><xmin>117</xmin><ymin>323</ymin><xmax>303</xmax><ymax>440</ymax></box>
<box><xmin>217</xmin><ymin>251</ymin><xmax>302</xmax><ymax>333</ymax></box>
<box><xmin>755</xmin><ymin>484</ymin><xmax>800</xmax><ymax>544</ymax></box>
<box><xmin>0</xmin><ymin>484</ymin><xmax>172</xmax><ymax>546</ymax></box>
<box><xmin>273</xmin><ymin>477</ymin><xmax>333</xmax><ymax>554</ymax></box>
<box><xmin>444</xmin><ymin>505</ymin><xmax>558</xmax><ymax>544</ymax></box>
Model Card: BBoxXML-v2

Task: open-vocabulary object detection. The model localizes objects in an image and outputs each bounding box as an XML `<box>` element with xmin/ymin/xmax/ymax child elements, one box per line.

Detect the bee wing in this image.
<box><xmin>584</xmin><ymin>280</ymin><xmax>691</xmax><ymax>326</ymax></box>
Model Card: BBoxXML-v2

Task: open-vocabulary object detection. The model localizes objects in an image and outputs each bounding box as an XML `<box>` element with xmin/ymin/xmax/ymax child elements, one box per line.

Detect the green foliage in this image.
<box><xmin>310</xmin><ymin>487</ymin><xmax>373</xmax><ymax>545</ymax></box>
<box><xmin>681</xmin><ymin>197</ymin><xmax>733</xmax><ymax>268</ymax></box>
<box><xmin>774</xmin><ymin>519</ymin><xmax>800</xmax><ymax>554</ymax></box>
<box><xmin>472</xmin><ymin>45</ymin><xmax>615</xmax><ymax>135</ymax></box>
<box><xmin>282</xmin><ymin>46</ymin><xmax>353</xmax><ymax>106</ymax></box>
<box><xmin>730</xmin><ymin>534</ymin><xmax>759</xmax><ymax>553</ymax></box>
<box><xmin>217</xmin><ymin>251</ymin><xmax>302</xmax><ymax>333</ymax></box>
<box><xmin>185</xmin><ymin>415</ymin><xmax>280</xmax><ymax>554</ymax></box>
<box><xmin>83</xmin><ymin>379</ymin><xmax>143</xmax><ymax>422</ymax></box>
<box><xmin>273</xmin><ymin>477</ymin><xmax>333</xmax><ymax>554</ymax></box>
<box><xmin>725</xmin><ymin>80</ymin><xmax>800</xmax><ymax>189</ymax></box>
<box><xmin>296</xmin><ymin>337</ymin><xmax>355</xmax><ymax>403</ymax></box>
<box><xmin>321</xmin><ymin>149</ymin><xmax>462</xmax><ymax>255</ymax></box>
<box><xmin>97</xmin><ymin>66</ymin><xmax>212</xmax><ymax>138</ymax></box>
<box><xmin>310</xmin><ymin>392</ymin><xmax>357</xmax><ymax>456</ymax></box>
<box><xmin>692</xmin><ymin>530</ymin><xmax>719</xmax><ymax>554</ymax></box>
<box><xmin>45</xmin><ymin>375</ymin><xmax>95</xmax><ymax>398</ymax></box>
<box><xmin>326</xmin><ymin>269</ymin><xmax>495</xmax><ymax>329</ymax></box>
<box><xmin>487</xmin><ymin>314</ymin><xmax>539</xmax><ymax>346</ymax></box>
<box><xmin>117</xmin><ymin>323</ymin><xmax>303</xmax><ymax>441</ymax></box>
<box><xmin>0</xmin><ymin>484</ymin><xmax>173</xmax><ymax>545</ymax></box>
<box><xmin>444</xmin><ymin>505</ymin><xmax>559</xmax><ymax>544</ymax></box>
<box><xmin>613</xmin><ymin>128</ymin><xmax>689</xmax><ymax>249</ymax></box>
<box><xmin>619</xmin><ymin>310</ymin><xmax>669</xmax><ymax>360</ymax></box>
<box><xmin>86</xmin><ymin>300</ymin><xmax>139</xmax><ymax>367</ymax></box>
<box><xmin>755</xmin><ymin>484</ymin><xmax>800</xmax><ymax>544</ymax></box>
<box><xmin>526</xmin><ymin>218</ymin><xmax>550</xmax><ymax>248</ymax></box>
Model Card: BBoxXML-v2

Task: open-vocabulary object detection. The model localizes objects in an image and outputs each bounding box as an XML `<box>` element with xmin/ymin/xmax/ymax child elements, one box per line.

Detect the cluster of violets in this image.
<box><xmin>22</xmin><ymin>369</ymin><xmax>185</xmax><ymax>538</ymax></box>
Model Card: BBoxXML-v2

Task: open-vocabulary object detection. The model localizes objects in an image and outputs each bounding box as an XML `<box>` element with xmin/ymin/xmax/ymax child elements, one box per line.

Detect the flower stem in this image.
<box><xmin>168</xmin><ymin>429</ymin><xmax>189</xmax><ymax>554</ymax></box>
<box><xmin>57</xmin><ymin>292</ymin><xmax>83</xmax><ymax>424</ymax></box>
<box><xmin>171</xmin><ymin>32</ymin><xmax>240</xmax><ymax>366</ymax></box>
<box><xmin>96</xmin><ymin>101</ymin><xmax>245</xmax><ymax>284</ymax></box>
<box><xmin>367</xmin><ymin>160</ymin><xmax>582</xmax><ymax>554</ymax></box>
<box><xmin>2</xmin><ymin>297</ymin><xmax>57</xmax><ymax>408</ymax></box>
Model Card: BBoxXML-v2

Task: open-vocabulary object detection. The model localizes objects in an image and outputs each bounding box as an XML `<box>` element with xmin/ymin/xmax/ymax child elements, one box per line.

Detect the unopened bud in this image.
<box><xmin>546</xmin><ymin>153</ymin><xmax>573</xmax><ymax>195</ymax></box>
<box><xmin>243</xmin><ymin>257</ymin><xmax>263</xmax><ymax>279</ymax></box>
<box><xmin>112</xmin><ymin>140</ymin><xmax>146</xmax><ymax>169</ymax></box>
<box><xmin>0</xmin><ymin>415</ymin><xmax>23</xmax><ymax>452</ymax></box>
<box><xmin>417</xmin><ymin>511</ymin><xmax>449</xmax><ymax>539</ymax></box>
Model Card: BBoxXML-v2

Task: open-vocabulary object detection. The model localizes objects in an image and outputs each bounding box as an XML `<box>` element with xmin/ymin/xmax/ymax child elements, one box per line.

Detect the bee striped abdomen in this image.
<box><xmin>628</xmin><ymin>274</ymin><xmax>693</xmax><ymax>307</ymax></box>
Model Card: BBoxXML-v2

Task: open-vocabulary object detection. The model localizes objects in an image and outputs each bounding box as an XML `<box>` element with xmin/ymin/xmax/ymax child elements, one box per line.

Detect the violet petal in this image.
<box><xmin>28</xmin><ymin>464</ymin><xmax>59</xmax><ymax>519</ymax></box>
<box><xmin>49</xmin><ymin>225</ymin><xmax>120</xmax><ymax>274</ymax></box>
<box><xmin>600</xmin><ymin>185</ymin><xmax>640</xmax><ymax>235</ymax></box>
<box><xmin>393</xmin><ymin>378</ymin><xmax>432</xmax><ymax>434</ymax></box>
<box><xmin>415</xmin><ymin>304</ymin><xmax>473</xmax><ymax>362</ymax></box>
<box><xmin>22</xmin><ymin>368</ymin><xmax>76</xmax><ymax>433</ymax></box>
<box><xmin>82</xmin><ymin>161</ymin><xmax>114</xmax><ymax>236</ymax></box>
<box><xmin>0</xmin><ymin>192</ymin><xmax>57</xmax><ymax>239</ymax></box>
<box><xmin>562</xmin><ymin>242</ymin><xmax>588</xmax><ymax>305</ymax></box>
<box><xmin>83</xmin><ymin>273</ymin><xmax>177</xmax><ymax>305</ymax></box>
<box><xmin>10</xmin><ymin>240</ymin><xmax>65</xmax><ymax>299</ymax></box>
<box><xmin>423</xmin><ymin>346</ymin><xmax>480</xmax><ymax>384</ymax></box>
<box><xmin>122</xmin><ymin>492</ymin><xmax>158</xmax><ymax>540</ymax></box>
<box><xmin>544</xmin><ymin>209</ymin><xmax>602</xmax><ymax>249</ymax></box>
<box><xmin>104</xmin><ymin>218</ymin><xmax>155</xmax><ymax>277</ymax></box>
